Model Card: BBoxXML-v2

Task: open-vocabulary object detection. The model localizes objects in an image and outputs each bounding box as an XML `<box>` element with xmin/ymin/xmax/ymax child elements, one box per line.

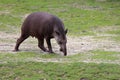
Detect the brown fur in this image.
<box><xmin>14</xmin><ymin>12</ymin><xmax>67</xmax><ymax>56</ymax></box>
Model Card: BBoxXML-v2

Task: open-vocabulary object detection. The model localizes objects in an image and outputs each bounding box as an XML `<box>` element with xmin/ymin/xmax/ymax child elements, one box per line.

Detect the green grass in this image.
<box><xmin>91</xmin><ymin>50</ymin><xmax>120</xmax><ymax>61</ymax></box>
<box><xmin>0</xmin><ymin>0</ymin><xmax>120</xmax><ymax>79</ymax></box>
<box><xmin>0</xmin><ymin>50</ymin><xmax>120</xmax><ymax>79</ymax></box>
<box><xmin>0</xmin><ymin>62</ymin><xmax>120</xmax><ymax>80</ymax></box>
<box><xmin>0</xmin><ymin>50</ymin><xmax>120</xmax><ymax>80</ymax></box>
<box><xmin>0</xmin><ymin>0</ymin><xmax>120</xmax><ymax>35</ymax></box>
<box><xmin>67</xmin><ymin>50</ymin><xmax>120</xmax><ymax>62</ymax></box>
<box><xmin>0</xmin><ymin>50</ymin><xmax>119</xmax><ymax>63</ymax></box>
<box><xmin>0</xmin><ymin>52</ymin><xmax>62</xmax><ymax>63</ymax></box>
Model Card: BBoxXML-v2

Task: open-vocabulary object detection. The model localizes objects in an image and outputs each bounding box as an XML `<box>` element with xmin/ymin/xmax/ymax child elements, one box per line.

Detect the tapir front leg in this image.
<box><xmin>46</xmin><ymin>37</ymin><xmax>54</xmax><ymax>53</ymax></box>
<box><xmin>38</xmin><ymin>38</ymin><xmax>47</xmax><ymax>52</ymax></box>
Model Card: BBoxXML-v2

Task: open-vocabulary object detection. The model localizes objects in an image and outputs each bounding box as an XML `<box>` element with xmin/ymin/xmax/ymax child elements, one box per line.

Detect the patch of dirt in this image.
<box><xmin>1</xmin><ymin>31</ymin><xmax>120</xmax><ymax>64</ymax></box>
<box><xmin>0</xmin><ymin>10</ymin><xmax>10</xmax><ymax>15</ymax></box>
<box><xmin>96</xmin><ymin>0</ymin><xmax>106</xmax><ymax>2</ymax></box>
<box><xmin>0</xmin><ymin>31</ymin><xmax>120</xmax><ymax>56</ymax></box>
<box><xmin>71</xmin><ymin>3</ymin><xmax>102</xmax><ymax>10</ymax></box>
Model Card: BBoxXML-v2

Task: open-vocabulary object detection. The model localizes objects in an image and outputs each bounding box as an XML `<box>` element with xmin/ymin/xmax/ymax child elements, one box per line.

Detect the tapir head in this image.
<box><xmin>54</xmin><ymin>27</ymin><xmax>68</xmax><ymax>56</ymax></box>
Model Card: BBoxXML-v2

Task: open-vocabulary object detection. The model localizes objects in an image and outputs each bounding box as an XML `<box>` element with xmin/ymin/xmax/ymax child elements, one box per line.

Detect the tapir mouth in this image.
<box><xmin>60</xmin><ymin>48</ymin><xmax>67</xmax><ymax>56</ymax></box>
<box><xmin>60</xmin><ymin>48</ymin><xmax>63</xmax><ymax>52</ymax></box>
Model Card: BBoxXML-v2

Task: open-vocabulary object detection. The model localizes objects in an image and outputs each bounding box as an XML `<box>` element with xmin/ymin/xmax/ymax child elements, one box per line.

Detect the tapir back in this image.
<box><xmin>21</xmin><ymin>12</ymin><xmax>65</xmax><ymax>38</ymax></box>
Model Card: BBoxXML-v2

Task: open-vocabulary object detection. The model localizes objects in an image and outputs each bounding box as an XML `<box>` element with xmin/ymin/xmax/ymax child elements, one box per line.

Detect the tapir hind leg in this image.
<box><xmin>14</xmin><ymin>34</ymin><xmax>29</xmax><ymax>51</ymax></box>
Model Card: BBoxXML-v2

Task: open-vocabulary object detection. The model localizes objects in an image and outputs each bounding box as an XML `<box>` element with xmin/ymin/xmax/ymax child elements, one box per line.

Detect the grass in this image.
<box><xmin>0</xmin><ymin>62</ymin><xmax>120</xmax><ymax>80</ymax></box>
<box><xmin>0</xmin><ymin>50</ymin><xmax>120</xmax><ymax>80</ymax></box>
<box><xmin>0</xmin><ymin>52</ymin><xmax>64</xmax><ymax>63</ymax></box>
<box><xmin>0</xmin><ymin>0</ymin><xmax>120</xmax><ymax>80</ymax></box>
<box><xmin>67</xmin><ymin>50</ymin><xmax>120</xmax><ymax>63</ymax></box>
<box><xmin>0</xmin><ymin>0</ymin><xmax>120</xmax><ymax>35</ymax></box>
<box><xmin>0</xmin><ymin>50</ymin><xmax>119</xmax><ymax>64</ymax></box>
<box><xmin>91</xmin><ymin>50</ymin><xmax>120</xmax><ymax>61</ymax></box>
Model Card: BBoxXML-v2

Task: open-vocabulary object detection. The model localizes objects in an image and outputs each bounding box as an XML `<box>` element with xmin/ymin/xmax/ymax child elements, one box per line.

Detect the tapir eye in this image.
<box><xmin>55</xmin><ymin>31</ymin><xmax>60</xmax><ymax>36</ymax></box>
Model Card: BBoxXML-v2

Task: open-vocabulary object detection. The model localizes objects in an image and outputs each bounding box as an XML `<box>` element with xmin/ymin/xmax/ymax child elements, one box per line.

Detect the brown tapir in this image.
<box><xmin>14</xmin><ymin>12</ymin><xmax>68</xmax><ymax>56</ymax></box>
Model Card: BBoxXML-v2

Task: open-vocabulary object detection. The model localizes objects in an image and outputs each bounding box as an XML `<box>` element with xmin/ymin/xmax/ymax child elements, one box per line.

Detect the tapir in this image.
<box><xmin>14</xmin><ymin>12</ymin><xmax>68</xmax><ymax>56</ymax></box>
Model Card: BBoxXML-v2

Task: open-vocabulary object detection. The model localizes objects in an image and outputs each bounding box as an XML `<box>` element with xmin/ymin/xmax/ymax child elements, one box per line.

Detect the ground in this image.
<box><xmin>0</xmin><ymin>0</ymin><xmax>120</xmax><ymax>80</ymax></box>
<box><xmin>0</xmin><ymin>31</ymin><xmax>120</xmax><ymax>64</ymax></box>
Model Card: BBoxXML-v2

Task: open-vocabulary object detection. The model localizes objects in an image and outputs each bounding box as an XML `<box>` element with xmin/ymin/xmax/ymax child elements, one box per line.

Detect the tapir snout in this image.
<box><xmin>54</xmin><ymin>29</ymin><xmax>68</xmax><ymax>56</ymax></box>
<box><xmin>60</xmin><ymin>45</ymin><xmax>67</xmax><ymax>56</ymax></box>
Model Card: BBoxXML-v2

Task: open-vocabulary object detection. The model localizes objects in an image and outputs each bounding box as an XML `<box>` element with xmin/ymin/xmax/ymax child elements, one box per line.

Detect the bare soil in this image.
<box><xmin>0</xmin><ymin>31</ymin><xmax>120</xmax><ymax>56</ymax></box>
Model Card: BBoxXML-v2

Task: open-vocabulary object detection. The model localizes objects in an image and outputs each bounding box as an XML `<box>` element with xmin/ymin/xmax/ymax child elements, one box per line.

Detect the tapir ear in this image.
<box><xmin>65</xmin><ymin>29</ymin><xmax>68</xmax><ymax>34</ymax></box>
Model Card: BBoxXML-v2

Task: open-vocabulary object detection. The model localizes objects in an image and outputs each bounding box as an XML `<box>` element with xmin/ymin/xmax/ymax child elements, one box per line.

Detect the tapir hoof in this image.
<box><xmin>64</xmin><ymin>53</ymin><xmax>67</xmax><ymax>56</ymax></box>
<box><xmin>60</xmin><ymin>48</ymin><xmax>63</xmax><ymax>52</ymax></box>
